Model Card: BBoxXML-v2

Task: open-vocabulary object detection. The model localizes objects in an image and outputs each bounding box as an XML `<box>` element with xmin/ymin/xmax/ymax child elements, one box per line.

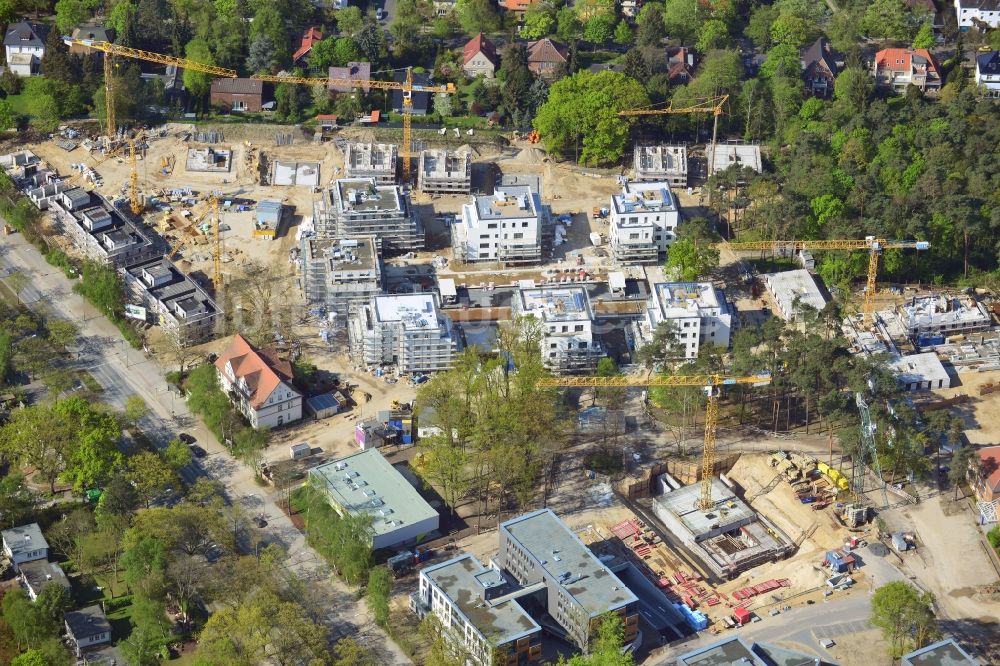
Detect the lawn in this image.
<box><xmin>4</xmin><ymin>94</ymin><xmax>33</xmax><ymax>116</ymax></box>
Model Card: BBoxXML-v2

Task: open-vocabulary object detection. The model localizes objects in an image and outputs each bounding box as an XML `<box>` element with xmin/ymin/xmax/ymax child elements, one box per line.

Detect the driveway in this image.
<box><xmin>0</xmin><ymin>232</ymin><xmax>412</xmax><ymax>664</ymax></box>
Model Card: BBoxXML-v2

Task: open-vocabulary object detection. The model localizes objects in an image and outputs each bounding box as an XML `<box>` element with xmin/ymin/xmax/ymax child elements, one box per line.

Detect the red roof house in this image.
<box><xmin>500</xmin><ymin>0</ymin><xmax>537</xmax><ymax>14</ymax></box>
<box><xmin>293</xmin><ymin>27</ymin><xmax>323</xmax><ymax>63</ymax></box>
<box><xmin>526</xmin><ymin>38</ymin><xmax>568</xmax><ymax>80</ymax></box>
<box><xmin>462</xmin><ymin>33</ymin><xmax>498</xmax><ymax>79</ymax></box>
<box><xmin>975</xmin><ymin>446</ymin><xmax>1000</xmax><ymax>503</ymax></box>
<box><xmin>214</xmin><ymin>333</ymin><xmax>303</xmax><ymax>429</ymax></box>
<box><xmin>328</xmin><ymin>61</ymin><xmax>371</xmax><ymax>93</ymax></box>
<box><xmin>872</xmin><ymin>48</ymin><xmax>942</xmax><ymax>94</ymax></box>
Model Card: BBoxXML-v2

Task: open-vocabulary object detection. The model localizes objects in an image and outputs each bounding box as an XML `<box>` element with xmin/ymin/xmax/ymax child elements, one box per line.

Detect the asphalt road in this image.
<box><xmin>0</xmin><ymin>233</ymin><xmax>412</xmax><ymax>664</ymax></box>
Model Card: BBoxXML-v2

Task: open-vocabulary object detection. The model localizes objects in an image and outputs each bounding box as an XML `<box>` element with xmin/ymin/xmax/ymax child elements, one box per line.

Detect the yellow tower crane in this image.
<box><xmin>718</xmin><ymin>237</ymin><xmax>930</xmax><ymax>328</ymax></box>
<box><xmin>538</xmin><ymin>373</ymin><xmax>770</xmax><ymax>511</ymax></box>
<box><xmin>251</xmin><ymin>69</ymin><xmax>455</xmax><ymax>184</ymax></box>
<box><xmin>618</xmin><ymin>95</ymin><xmax>729</xmax><ymax>176</ymax></box>
<box><xmin>166</xmin><ymin>195</ymin><xmax>222</xmax><ymax>292</ymax></box>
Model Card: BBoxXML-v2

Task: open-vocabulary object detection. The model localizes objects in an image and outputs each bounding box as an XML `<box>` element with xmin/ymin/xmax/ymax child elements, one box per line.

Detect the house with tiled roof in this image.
<box><xmin>974</xmin><ymin>446</ymin><xmax>1000</xmax><ymax>503</ymax></box>
<box><xmin>69</xmin><ymin>25</ymin><xmax>115</xmax><ymax>55</ymax></box>
<box><xmin>4</xmin><ymin>22</ymin><xmax>48</xmax><ymax>77</ymax></box>
<box><xmin>872</xmin><ymin>47</ymin><xmax>942</xmax><ymax>94</ymax></box>
<box><xmin>210</xmin><ymin>78</ymin><xmax>270</xmax><ymax>112</ymax></box>
<box><xmin>666</xmin><ymin>46</ymin><xmax>694</xmax><ymax>85</ymax></box>
<box><xmin>293</xmin><ymin>27</ymin><xmax>323</xmax><ymax>64</ymax></box>
<box><xmin>975</xmin><ymin>50</ymin><xmax>1000</xmax><ymax>97</ymax></box>
<box><xmin>215</xmin><ymin>333</ymin><xmax>303</xmax><ymax>429</ymax></box>
<box><xmin>463</xmin><ymin>33</ymin><xmax>498</xmax><ymax>79</ymax></box>
<box><xmin>801</xmin><ymin>37</ymin><xmax>840</xmax><ymax>98</ymax></box>
<box><xmin>526</xmin><ymin>38</ymin><xmax>567</xmax><ymax>80</ymax></box>
<box><xmin>329</xmin><ymin>62</ymin><xmax>371</xmax><ymax>93</ymax></box>
<box><xmin>500</xmin><ymin>0</ymin><xmax>537</xmax><ymax>15</ymax></box>
<box><xmin>955</xmin><ymin>0</ymin><xmax>1000</xmax><ymax>29</ymax></box>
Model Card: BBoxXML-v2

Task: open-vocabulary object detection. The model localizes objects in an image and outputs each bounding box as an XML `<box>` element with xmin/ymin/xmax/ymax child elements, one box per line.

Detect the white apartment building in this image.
<box><xmin>313</xmin><ymin>178</ymin><xmax>423</xmax><ymax>252</ymax></box>
<box><xmin>645</xmin><ymin>282</ymin><xmax>732</xmax><ymax>360</ymax></box>
<box><xmin>955</xmin><ymin>0</ymin><xmax>1000</xmax><ymax>29</ymax></box>
<box><xmin>300</xmin><ymin>236</ymin><xmax>382</xmax><ymax>320</ymax></box>
<box><xmin>898</xmin><ymin>295</ymin><xmax>991</xmax><ymax>336</ymax></box>
<box><xmin>453</xmin><ymin>186</ymin><xmax>542</xmax><ymax>264</ymax></box>
<box><xmin>634</xmin><ymin>146</ymin><xmax>688</xmax><ymax>186</ymax></box>
<box><xmin>512</xmin><ymin>284</ymin><xmax>604</xmax><ymax>373</ymax></box>
<box><xmin>609</xmin><ymin>181</ymin><xmax>681</xmax><ymax>265</ymax></box>
<box><xmin>349</xmin><ymin>293</ymin><xmax>457</xmax><ymax>374</ymax></box>
<box><xmin>976</xmin><ymin>51</ymin><xmax>1000</xmax><ymax>97</ymax></box>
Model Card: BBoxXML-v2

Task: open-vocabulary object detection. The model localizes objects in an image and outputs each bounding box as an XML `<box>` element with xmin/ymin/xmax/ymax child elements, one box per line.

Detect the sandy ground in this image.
<box><xmin>930</xmin><ymin>368</ymin><xmax>1000</xmax><ymax>444</ymax></box>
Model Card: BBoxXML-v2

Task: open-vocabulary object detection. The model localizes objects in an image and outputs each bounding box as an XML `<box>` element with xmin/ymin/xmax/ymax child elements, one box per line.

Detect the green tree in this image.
<box><xmin>533</xmin><ymin>70</ymin><xmax>649</xmax><ymax>165</ymax></box>
<box><xmin>122</xmin><ymin>395</ymin><xmax>149</xmax><ymax>432</ymax></box>
<box><xmin>73</xmin><ymin>260</ymin><xmax>126</xmax><ymax>319</ymax></box>
<box><xmin>337</xmin><ymin>6</ymin><xmax>364</xmax><ymax>35</ymax></box>
<box><xmin>949</xmin><ymin>444</ymin><xmax>973</xmax><ymax>499</ymax></box>
<box><xmin>861</xmin><ymin>0</ymin><xmax>915</xmax><ymax>41</ymax></box>
<box><xmin>696</xmin><ymin>19</ymin><xmax>731</xmax><ymax>53</ymax></box>
<box><xmin>457</xmin><ymin>0</ymin><xmax>500</xmax><ymax>36</ymax></box>
<box><xmin>556</xmin><ymin>6</ymin><xmax>582</xmax><ymax>42</ymax></box>
<box><xmin>232</xmin><ymin>426</ymin><xmax>269</xmax><ymax>475</ymax></box>
<box><xmin>664</xmin><ymin>218</ymin><xmax>720</xmax><ymax>281</ymax></box>
<box><xmin>11</xmin><ymin>650</ymin><xmax>48</xmax><ymax>666</ymax></box>
<box><xmin>584</xmin><ymin>13</ymin><xmax>616</xmax><ymax>44</ymax></box>
<box><xmin>45</xmin><ymin>318</ymin><xmax>79</xmax><ymax>351</ymax></box>
<box><xmin>34</xmin><ymin>582</ymin><xmax>73</xmax><ymax>632</ymax></box>
<box><xmin>0</xmin><ymin>403</ymin><xmax>77</xmax><ymax>492</ymax></box>
<box><xmin>0</xmin><ymin>99</ymin><xmax>14</xmax><ymax>132</ymax></box>
<box><xmin>559</xmin><ymin>612</ymin><xmax>633</xmax><ymax>665</ymax></box>
<box><xmin>246</xmin><ymin>34</ymin><xmax>277</xmax><ymax>74</ymax></box>
<box><xmin>127</xmin><ymin>452</ymin><xmax>178</xmax><ymax>508</ymax></box>
<box><xmin>183</xmin><ymin>38</ymin><xmax>216</xmax><ymax>108</ymax></box>
<box><xmin>522</xmin><ymin>7</ymin><xmax>556</xmax><ymax>40</ymax></box>
<box><xmin>613</xmin><ymin>20</ymin><xmax>633</xmax><ymax>46</ymax></box>
<box><xmin>98</xmin><ymin>474</ymin><xmax>141</xmax><ymax>518</ymax></box>
<box><xmin>662</xmin><ymin>0</ymin><xmax>699</xmax><ymax>45</ymax></box>
<box><xmin>635</xmin><ymin>321</ymin><xmax>680</xmax><ymax>370</ymax></box>
<box><xmin>0</xmin><ymin>473</ymin><xmax>32</xmax><ymax>529</ymax></box>
<box><xmin>366</xmin><ymin>566</ymin><xmax>392</xmax><ymax>628</ymax></box>
<box><xmin>163</xmin><ymin>438</ymin><xmax>193</xmax><ymax>471</ymax></box>
<box><xmin>870</xmin><ymin>582</ymin><xmax>940</xmax><ymax>657</ymax></box>
<box><xmin>912</xmin><ymin>22</ymin><xmax>934</xmax><ymax>49</ymax></box>
<box><xmin>54</xmin><ymin>0</ymin><xmax>92</xmax><ymax>37</ymax></box>
<box><xmin>636</xmin><ymin>2</ymin><xmax>665</xmax><ymax>46</ymax></box>
<box><xmin>770</xmin><ymin>12</ymin><xmax>816</xmax><ymax>47</ymax></box>
<box><xmin>745</xmin><ymin>3</ymin><xmax>778</xmax><ymax>49</ymax></box>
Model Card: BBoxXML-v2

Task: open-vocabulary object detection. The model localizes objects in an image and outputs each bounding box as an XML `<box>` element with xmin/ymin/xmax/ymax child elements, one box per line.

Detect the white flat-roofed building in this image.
<box><xmin>634</xmin><ymin>146</ymin><xmax>688</xmax><ymax>186</ymax></box>
<box><xmin>512</xmin><ymin>285</ymin><xmax>603</xmax><ymax>373</ymax></box>
<box><xmin>454</xmin><ymin>186</ymin><xmax>542</xmax><ymax>265</ymax></box>
<box><xmin>418</xmin><ymin>149</ymin><xmax>472</xmax><ymax>194</ymax></box>
<box><xmin>609</xmin><ymin>181</ymin><xmax>681</xmax><ymax>265</ymax></box>
<box><xmin>646</xmin><ymin>282</ymin><xmax>732</xmax><ymax>360</ymax></box>
<box><xmin>50</xmin><ymin>189</ymin><xmax>161</xmax><ymax>268</ymax></box>
<box><xmin>300</xmin><ymin>236</ymin><xmax>381</xmax><ymax>320</ymax></box>
<box><xmin>124</xmin><ymin>257</ymin><xmax>221</xmax><ymax>345</ymax></box>
<box><xmin>708</xmin><ymin>142</ymin><xmax>763</xmax><ymax>176</ymax></box>
<box><xmin>344</xmin><ymin>143</ymin><xmax>397</xmax><ymax>184</ymax></box>
<box><xmin>955</xmin><ymin>0</ymin><xmax>1000</xmax><ymax>29</ymax></box>
<box><xmin>1</xmin><ymin>523</ymin><xmax>48</xmax><ymax>572</ymax></box>
<box><xmin>889</xmin><ymin>352</ymin><xmax>952</xmax><ymax>392</ymax></box>
<box><xmin>762</xmin><ymin>269</ymin><xmax>828</xmax><ymax>322</ymax></box>
<box><xmin>309</xmin><ymin>448</ymin><xmax>439</xmax><ymax>549</ymax></box>
<box><xmin>898</xmin><ymin>295</ymin><xmax>991</xmax><ymax>336</ymax></box>
<box><xmin>313</xmin><ymin>178</ymin><xmax>423</xmax><ymax>252</ymax></box>
<box><xmin>349</xmin><ymin>293</ymin><xmax>457</xmax><ymax>373</ymax></box>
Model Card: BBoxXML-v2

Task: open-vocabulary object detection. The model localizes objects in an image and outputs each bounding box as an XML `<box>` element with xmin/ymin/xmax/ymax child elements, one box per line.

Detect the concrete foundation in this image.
<box><xmin>272</xmin><ymin>161</ymin><xmax>321</xmax><ymax>186</ymax></box>
<box><xmin>185</xmin><ymin>147</ymin><xmax>231</xmax><ymax>172</ymax></box>
<box><xmin>652</xmin><ymin>478</ymin><xmax>795</xmax><ymax>581</ymax></box>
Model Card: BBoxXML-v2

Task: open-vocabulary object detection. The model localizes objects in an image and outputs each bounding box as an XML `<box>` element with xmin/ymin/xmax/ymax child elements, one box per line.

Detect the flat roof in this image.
<box><xmin>305</xmin><ymin>236</ymin><xmax>379</xmax><ymax>272</ymax></box>
<box><xmin>422</xmin><ymin>554</ymin><xmax>540</xmax><ymax>645</ymax></box>
<box><xmin>1</xmin><ymin>523</ymin><xmax>47</xmax><ymax>558</ymax></box>
<box><xmin>473</xmin><ymin>186</ymin><xmax>538</xmax><ymax>220</ymax></box>
<box><xmin>334</xmin><ymin>178</ymin><xmax>404</xmax><ymax>213</ymax></box>
<box><xmin>764</xmin><ymin>269</ymin><xmax>827</xmax><ymax>317</ymax></box>
<box><xmin>612</xmin><ymin>181</ymin><xmax>677</xmax><ymax>215</ymax></box>
<box><xmin>373</xmin><ymin>293</ymin><xmax>442</xmax><ymax>329</ymax></box>
<box><xmin>346</xmin><ymin>142</ymin><xmax>397</xmax><ymax>171</ymax></box>
<box><xmin>889</xmin><ymin>352</ymin><xmax>950</xmax><ymax>387</ymax></box>
<box><xmin>309</xmin><ymin>448</ymin><xmax>437</xmax><ymax>540</ymax></box>
<box><xmin>438</xmin><ymin>278</ymin><xmax>457</xmax><ymax>298</ymax></box>
<box><xmin>635</xmin><ymin>145</ymin><xmax>687</xmax><ymax>175</ymax></box>
<box><xmin>654</xmin><ymin>478</ymin><xmax>754</xmax><ymax>537</ymax></box>
<box><xmin>709</xmin><ymin>143</ymin><xmax>762</xmax><ymax>173</ymax></box>
<box><xmin>653</xmin><ymin>282</ymin><xmax>727</xmax><ymax>319</ymax></box>
<box><xmin>679</xmin><ymin>637</ymin><xmax>769</xmax><ymax>666</ymax></box>
<box><xmin>420</xmin><ymin>149</ymin><xmax>471</xmax><ymax>178</ymax></box>
<box><xmin>608</xmin><ymin>271</ymin><xmax>627</xmax><ymax>292</ymax></box>
<box><xmin>500</xmin><ymin>509</ymin><xmax>637</xmax><ymax>618</ymax></box>
<box><xmin>900</xmin><ymin>296</ymin><xmax>990</xmax><ymax>329</ymax></box>
<box><xmin>518</xmin><ymin>286</ymin><xmax>593</xmax><ymax>321</ymax></box>
<box><xmin>903</xmin><ymin>638</ymin><xmax>981</xmax><ymax>666</ymax></box>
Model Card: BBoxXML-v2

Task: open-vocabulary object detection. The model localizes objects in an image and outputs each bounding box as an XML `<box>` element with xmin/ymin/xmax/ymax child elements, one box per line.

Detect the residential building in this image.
<box><xmin>645</xmin><ymin>282</ymin><xmax>732</xmax><ymax>360</ymax></box>
<box><xmin>312</xmin><ymin>178</ymin><xmax>424</xmax><ymax>252</ymax></box>
<box><xmin>666</xmin><ymin>46</ymin><xmax>694</xmax><ymax>85</ymax></box>
<box><xmin>18</xmin><ymin>560</ymin><xmax>71</xmax><ymax>601</ymax></box>
<box><xmin>974</xmin><ymin>446</ymin><xmax>1000</xmax><ymax>503</ymax></box>
<box><xmin>293</xmin><ymin>26</ymin><xmax>322</xmax><ymax>63</ymax></box>
<box><xmin>1</xmin><ymin>523</ymin><xmax>48</xmax><ymax>571</ymax></box>
<box><xmin>634</xmin><ymin>146</ymin><xmax>688</xmax><ymax>186</ymax></box>
<box><xmin>707</xmin><ymin>142</ymin><xmax>763</xmax><ymax>176</ymax></box>
<box><xmin>392</xmin><ymin>70</ymin><xmax>431</xmax><ymax>114</ymax></box>
<box><xmin>463</xmin><ymin>33</ymin><xmax>499</xmax><ymax>78</ymax></box>
<box><xmin>762</xmin><ymin>269</ymin><xmax>828</xmax><ymax>322</ymax></box>
<box><xmin>608</xmin><ymin>181</ymin><xmax>681</xmax><ymax>265</ymax></box>
<box><xmin>955</xmin><ymin>0</ymin><xmax>1000</xmax><ymax>29</ymax></box>
<box><xmin>512</xmin><ymin>285</ymin><xmax>604</xmax><ymax>373</ymax></box>
<box><xmin>433</xmin><ymin>0</ymin><xmax>457</xmax><ymax>15</ymax></box>
<box><xmin>344</xmin><ymin>143</ymin><xmax>397</xmax><ymax>184</ymax></box>
<box><xmin>418</xmin><ymin>149</ymin><xmax>472</xmax><ymax>193</ymax></box>
<box><xmin>497</xmin><ymin>509</ymin><xmax>640</xmax><ymax>650</ymax></box>
<box><xmin>500</xmin><ymin>0</ymin><xmax>537</xmax><ymax>15</ymax></box>
<box><xmin>210</xmin><ymin>78</ymin><xmax>268</xmax><ymax>112</ymax></box>
<box><xmin>329</xmin><ymin>62</ymin><xmax>372</xmax><ymax>93</ymax></box>
<box><xmin>526</xmin><ymin>39</ymin><xmax>567</xmax><ymax>79</ymax></box>
<box><xmin>309</xmin><ymin>448</ymin><xmax>439</xmax><ymax>549</ymax></box>
<box><xmin>65</xmin><ymin>606</ymin><xmax>112</xmax><ymax>657</ymax></box>
<box><xmin>873</xmin><ymin>48</ymin><xmax>942</xmax><ymax>94</ymax></box>
<box><xmin>412</xmin><ymin>554</ymin><xmax>542</xmax><ymax>666</ymax></box>
<box><xmin>123</xmin><ymin>257</ymin><xmax>221</xmax><ymax>345</ymax></box>
<box><xmin>50</xmin><ymin>189</ymin><xmax>161</xmax><ymax>268</ymax></box>
<box><xmin>620</xmin><ymin>0</ymin><xmax>641</xmax><ymax>17</ymax></box>
<box><xmin>4</xmin><ymin>22</ymin><xmax>47</xmax><ymax>77</ymax></box>
<box><xmin>214</xmin><ymin>333</ymin><xmax>303</xmax><ymax>429</ymax></box>
<box><xmin>801</xmin><ymin>37</ymin><xmax>840</xmax><ymax>98</ymax></box>
<box><xmin>975</xmin><ymin>50</ymin><xmax>1000</xmax><ymax>97</ymax></box>
<box><xmin>68</xmin><ymin>25</ymin><xmax>115</xmax><ymax>55</ymax></box>
<box><xmin>300</xmin><ymin>236</ymin><xmax>382</xmax><ymax>319</ymax></box>
<box><xmin>889</xmin><ymin>352</ymin><xmax>952</xmax><ymax>391</ymax></box>
<box><xmin>454</xmin><ymin>186</ymin><xmax>543</xmax><ymax>264</ymax></box>
<box><xmin>677</xmin><ymin>637</ymin><xmax>825</xmax><ymax>666</ymax></box>
<box><xmin>903</xmin><ymin>638</ymin><xmax>981</xmax><ymax>665</ymax></box>
<box><xmin>898</xmin><ymin>295</ymin><xmax>991</xmax><ymax>336</ymax></box>
<box><xmin>349</xmin><ymin>293</ymin><xmax>457</xmax><ymax>373</ymax></box>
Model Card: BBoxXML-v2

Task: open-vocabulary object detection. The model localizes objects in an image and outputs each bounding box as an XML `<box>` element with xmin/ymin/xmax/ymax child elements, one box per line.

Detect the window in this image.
<box><xmin>479</xmin><ymin>242</ymin><xmax>490</xmax><ymax>249</ymax></box>
<box><xmin>574</xmin><ymin>324</ymin><xmax>583</xmax><ymax>332</ymax></box>
<box><xmin>628</xmin><ymin>233</ymin><xmax>639</xmax><ymax>240</ymax></box>
<box><xmin>522</xmin><ymin>221</ymin><xmax>529</xmax><ymax>227</ymax></box>
<box><xmin>488</xmin><ymin>223</ymin><xmax>497</xmax><ymax>229</ymax></box>
<box><xmin>513</xmin><ymin>232</ymin><xmax>523</xmax><ymax>239</ymax></box>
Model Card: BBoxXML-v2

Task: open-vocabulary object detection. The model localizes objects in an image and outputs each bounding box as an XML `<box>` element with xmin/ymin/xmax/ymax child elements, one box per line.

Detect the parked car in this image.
<box><xmin>376</xmin><ymin>8</ymin><xmax>386</xmax><ymax>19</ymax></box>
<box><xmin>178</xmin><ymin>432</ymin><xmax>196</xmax><ymax>444</ymax></box>
<box><xmin>189</xmin><ymin>444</ymin><xmax>208</xmax><ymax>458</ymax></box>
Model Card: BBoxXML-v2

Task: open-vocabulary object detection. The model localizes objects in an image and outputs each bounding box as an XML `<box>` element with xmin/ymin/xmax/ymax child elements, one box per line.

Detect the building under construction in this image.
<box><xmin>418</xmin><ymin>149</ymin><xmax>471</xmax><ymax>193</ymax></box>
<box><xmin>652</xmin><ymin>478</ymin><xmax>795</xmax><ymax>580</ymax></box>
<box><xmin>299</xmin><ymin>235</ymin><xmax>382</xmax><ymax>320</ymax></box>
<box><xmin>312</xmin><ymin>178</ymin><xmax>424</xmax><ymax>253</ymax></box>
<box><xmin>344</xmin><ymin>143</ymin><xmax>397</xmax><ymax>185</ymax></box>
<box><xmin>634</xmin><ymin>145</ymin><xmax>688</xmax><ymax>186</ymax></box>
